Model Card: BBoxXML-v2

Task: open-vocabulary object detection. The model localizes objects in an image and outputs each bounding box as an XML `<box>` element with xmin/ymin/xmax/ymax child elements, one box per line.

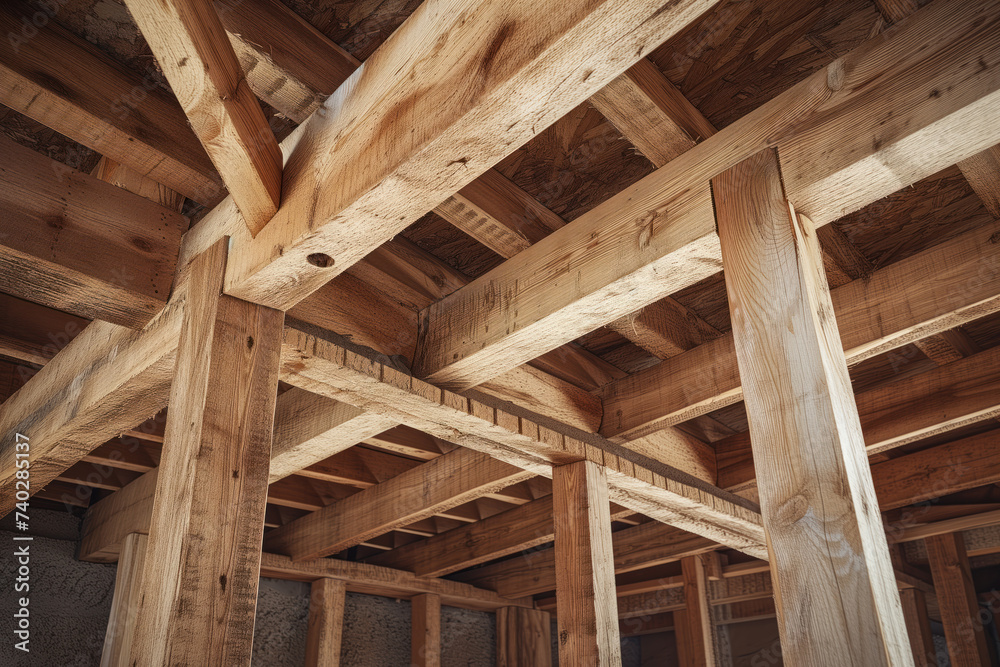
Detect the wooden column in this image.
<box><xmin>100</xmin><ymin>533</ymin><xmax>147</xmax><ymax>666</ymax></box>
<box><xmin>497</xmin><ymin>606</ymin><xmax>552</xmax><ymax>667</ymax></box>
<box><xmin>898</xmin><ymin>589</ymin><xmax>937</xmax><ymax>667</ymax></box>
<box><xmin>411</xmin><ymin>593</ymin><xmax>441</xmax><ymax>667</ymax></box>
<box><xmin>712</xmin><ymin>148</ymin><xmax>911</xmax><ymax>665</ymax></box>
<box><xmin>129</xmin><ymin>240</ymin><xmax>284</xmax><ymax>665</ymax></box>
<box><xmin>926</xmin><ymin>533</ymin><xmax>991</xmax><ymax>666</ymax></box>
<box><xmin>674</xmin><ymin>555</ymin><xmax>716</xmax><ymax>667</ymax></box>
<box><xmin>553</xmin><ymin>459</ymin><xmax>621</xmax><ymax>666</ymax></box>
<box><xmin>305</xmin><ymin>579</ymin><xmax>347</xmax><ymax>667</ymax></box>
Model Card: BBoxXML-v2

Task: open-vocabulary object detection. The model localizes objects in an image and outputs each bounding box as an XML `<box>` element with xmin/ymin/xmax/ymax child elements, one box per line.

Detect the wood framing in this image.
<box><xmin>674</xmin><ymin>555</ymin><xmax>716</xmax><ymax>666</ymax></box>
<box><xmin>123</xmin><ymin>0</ymin><xmax>282</xmax><ymax>234</ymax></box>
<box><xmin>553</xmin><ymin>460</ymin><xmax>621</xmax><ymax>666</ymax></box>
<box><xmin>898</xmin><ymin>589</ymin><xmax>936</xmax><ymax>667</ymax></box>
<box><xmin>414</xmin><ymin>0</ymin><xmax>1000</xmax><ymax>389</ymax></box>
<box><xmin>926</xmin><ymin>533</ymin><xmax>993</xmax><ymax>666</ymax></box>
<box><xmin>713</xmin><ymin>149</ymin><xmax>909</xmax><ymax>664</ymax></box>
<box><xmin>100</xmin><ymin>532</ymin><xmax>147</xmax><ymax>666</ymax></box>
<box><xmin>305</xmin><ymin>579</ymin><xmax>346</xmax><ymax>667</ymax></box>
<box><xmin>497</xmin><ymin>607</ymin><xmax>552</xmax><ymax>667</ymax></box>
<box><xmin>129</xmin><ymin>241</ymin><xmax>283</xmax><ymax>664</ymax></box>
<box><xmin>0</xmin><ymin>135</ymin><xmax>187</xmax><ymax>327</ymax></box>
<box><xmin>411</xmin><ymin>593</ymin><xmax>442</xmax><ymax>667</ymax></box>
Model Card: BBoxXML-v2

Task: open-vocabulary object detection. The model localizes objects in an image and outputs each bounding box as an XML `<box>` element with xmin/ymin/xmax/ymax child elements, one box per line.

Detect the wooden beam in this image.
<box><xmin>0</xmin><ymin>135</ymin><xmax>187</xmax><ymax>327</ymax></box>
<box><xmin>958</xmin><ymin>145</ymin><xmax>1000</xmax><ymax>219</ymax></box>
<box><xmin>129</xmin><ymin>240</ymin><xmax>283</xmax><ymax>664</ymax></box>
<box><xmin>925</xmin><ymin>533</ymin><xmax>992</xmax><ymax>666</ymax></box>
<box><xmin>554</xmin><ymin>460</ymin><xmax>621</xmax><ymax>666</ymax></box>
<box><xmin>100</xmin><ymin>532</ymin><xmax>147</xmax><ymax>666</ymax></box>
<box><xmin>497</xmin><ymin>607</ymin><xmax>552</xmax><ymax>667</ymax></box>
<box><xmin>0</xmin><ymin>0</ymin><xmax>222</xmax><ymax>203</ymax></box>
<box><xmin>414</xmin><ymin>0</ymin><xmax>1000</xmax><ymax>389</ymax></box>
<box><xmin>279</xmin><ymin>328</ymin><xmax>766</xmax><ymax>556</ymax></box>
<box><xmin>411</xmin><ymin>593</ymin><xmax>442</xmax><ymax>667</ymax></box>
<box><xmin>898</xmin><ymin>589</ymin><xmax>937</xmax><ymax>667</ymax></box>
<box><xmin>305</xmin><ymin>578</ymin><xmax>346</xmax><ymax>667</ymax></box>
<box><xmin>91</xmin><ymin>156</ymin><xmax>186</xmax><ymax>212</ymax></box>
<box><xmin>601</xmin><ymin>216</ymin><xmax>1000</xmax><ymax>441</ymax></box>
<box><xmin>124</xmin><ymin>0</ymin><xmax>282</xmax><ymax>234</ymax></box>
<box><xmin>675</xmin><ymin>555</ymin><xmax>716</xmax><ymax>666</ymax></box>
<box><xmin>270</xmin><ymin>387</ymin><xmax>397</xmax><ymax>482</ymax></box>
<box><xmin>713</xmin><ymin>149</ymin><xmax>909</xmax><ymax>664</ymax></box>
<box><xmin>264</xmin><ymin>446</ymin><xmax>533</xmax><ymax>560</ymax></box>
<box><xmin>207</xmin><ymin>0</ymin><xmax>719</xmax><ymax>309</ymax></box>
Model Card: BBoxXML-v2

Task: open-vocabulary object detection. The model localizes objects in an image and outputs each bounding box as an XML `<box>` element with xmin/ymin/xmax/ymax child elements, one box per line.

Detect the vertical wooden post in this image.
<box><xmin>497</xmin><ymin>606</ymin><xmax>552</xmax><ymax>667</ymax></box>
<box><xmin>674</xmin><ymin>555</ymin><xmax>716</xmax><ymax>667</ymax></box>
<box><xmin>411</xmin><ymin>593</ymin><xmax>441</xmax><ymax>667</ymax></box>
<box><xmin>305</xmin><ymin>579</ymin><xmax>347</xmax><ymax>667</ymax></box>
<box><xmin>898</xmin><ymin>589</ymin><xmax>936</xmax><ymax>667</ymax></box>
<box><xmin>129</xmin><ymin>239</ymin><xmax>284</xmax><ymax>665</ymax></box>
<box><xmin>553</xmin><ymin>459</ymin><xmax>621</xmax><ymax>666</ymax></box>
<box><xmin>101</xmin><ymin>532</ymin><xmax>147</xmax><ymax>666</ymax></box>
<box><xmin>712</xmin><ymin>148</ymin><xmax>911</xmax><ymax>666</ymax></box>
<box><xmin>926</xmin><ymin>533</ymin><xmax>991</xmax><ymax>666</ymax></box>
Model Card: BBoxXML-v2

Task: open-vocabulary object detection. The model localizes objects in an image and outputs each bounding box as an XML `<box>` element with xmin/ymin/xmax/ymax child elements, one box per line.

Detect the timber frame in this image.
<box><xmin>2</xmin><ymin>0</ymin><xmax>1000</xmax><ymax>663</ymax></box>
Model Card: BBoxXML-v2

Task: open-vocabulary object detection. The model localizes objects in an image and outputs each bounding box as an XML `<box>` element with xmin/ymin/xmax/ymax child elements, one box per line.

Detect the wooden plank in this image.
<box><xmin>497</xmin><ymin>607</ymin><xmax>552</xmax><ymax>667</ymax></box>
<box><xmin>958</xmin><ymin>145</ymin><xmax>1000</xmax><ymax>218</ymax></box>
<box><xmin>898</xmin><ymin>589</ymin><xmax>936</xmax><ymax>667</ymax></box>
<box><xmin>124</xmin><ymin>0</ymin><xmax>281</xmax><ymax>234</ymax></box>
<box><xmin>305</xmin><ymin>578</ymin><xmax>346</xmax><ymax>667</ymax></box>
<box><xmin>264</xmin><ymin>446</ymin><xmax>533</xmax><ymax>560</ymax></box>
<box><xmin>270</xmin><ymin>387</ymin><xmax>398</xmax><ymax>482</ymax></box>
<box><xmin>100</xmin><ymin>532</ymin><xmax>147</xmax><ymax>667</ymax></box>
<box><xmin>713</xmin><ymin>149</ymin><xmax>909</xmax><ymax>665</ymax></box>
<box><xmin>0</xmin><ymin>0</ymin><xmax>221</xmax><ymax>203</ymax></box>
<box><xmin>675</xmin><ymin>555</ymin><xmax>716</xmax><ymax>666</ymax></box>
<box><xmin>279</xmin><ymin>328</ymin><xmax>766</xmax><ymax>556</ymax></box>
<box><xmin>601</xmin><ymin>216</ymin><xmax>1000</xmax><ymax>441</ymax></box>
<box><xmin>925</xmin><ymin>533</ymin><xmax>992</xmax><ymax>666</ymax></box>
<box><xmin>80</xmin><ymin>470</ymin><xmax>158</xmax><ymax>563</ymax></box>
<box><xmin>0</xmin><ymin>135</ymin><xmax>187</xmax><ymax>327</ymax></box>
<box><xmin>91</xmin><ymin>157</ymin><xmax>186</xmax><ymax>212</ymax></box>
<box><xmin>411</xmin><ymin>593</ymin><xmax>442</xmax><ymax>667</ymax></box>
<box><xmin>212</xmin><ymin>0</ymin><xmax>719</xmax><ymax>309</ymax></box>
<box><xmin>129</xmin><ymin>240</ymin><xmax>283</xmax><ymax>664</ymax></box>
<box><xmin>414</xmin><ymin>0</ymin><xmax>1000</xmax><ymax>389</ymax></box>
<box><xmin>554</xmin><ymin>460</ymin><xmax>621</xmax><ymax>666</ymax></box>
<box><xmin>0</xmin><ymin>306</ymin><xmax>182</xmax><ymax>519</ymax></box>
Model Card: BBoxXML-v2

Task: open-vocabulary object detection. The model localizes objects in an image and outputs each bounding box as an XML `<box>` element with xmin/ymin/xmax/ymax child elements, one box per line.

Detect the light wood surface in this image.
<box><xmin>100</xmin><ymin>533</ymin><xmax>147</xmax><ymax>667</ymax></box>
<box><xmin>305</xmin><ymin>579</ymin><xmax>346</xmax><ymax>667</ymax></box>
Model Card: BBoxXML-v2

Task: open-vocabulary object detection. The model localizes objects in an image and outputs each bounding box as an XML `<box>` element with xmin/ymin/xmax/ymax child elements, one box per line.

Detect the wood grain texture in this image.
<box><xmin>414</xmin><ymin>0</ymin><xmax>1000</xmax><ymax>389</ymax></box>
<box><xmin>0</xmin><ymin>135</ymin><xmax>187</xmax><ymax>327</ymax></box>
<box><xmin>130</xmin><ymin>240</ymin><xmax>283</xmax><ymax>665</ymax></box>
<box><xmin>958</xmin><ymin>145</ymin><xmax>1000</xmax><ymax>219</ymax></box>
<box><xmin>898</xmin><ymin>589</ymin><xmax>936</xmax><ymax>667</ymax></box>
<box><xmin>925</xmin><ymin>533</ymin><xmax>992</xmax><ymax>667</ymax></box>
<box><xmin>554</xmin><ymin>460</ymin><xmax>621</xmax><ymax>666</ymax></box>
<box><xmin>601</xmin><ymin>218</ymin><xmax>1000</xmax><ymax>441</ymax></box>
<box><xmin>124</xmin><ymin>0</ymin><xmax>281</xmax><ymax>234</ymax></box>
<box><xmin>100</xmin><ymin>532</ymin><xmax>147</xmax><ymax>667</ymax></box>
<box><xmin>713</xmin><ymin>149</ymin><xmax>909</xmax><ymax>665</ymax></box>
<box><xmin>264</xmin><ymin>446</ymin><xmax>532</xmax><ymax>560</ymax></box>
<box><xmin>411</xmin><ymin>593</ymin><xmax>441</xmax><ymax>667</ymax></box>
<box><xmin>214</xmin><ymin>0</ymin><xmax>719</xmax><ymax>309</ymax></box>
<box><xmin>305</xmin><ymin>578</ymin><xmax>346</xmax><ymax>667</ymax></box>
<box><xmin>91</xmin><ymin>156</ymin><xmax>185</xmax><ymax>212</ymax></box>
<box><xmin>674</xmin><ymin>555</ymin><xmax>716</xmax><ymax>667</ymax></box>
<box><xmin>279</xmin><ymin>328</ymin><xmax>766</xmax><ymax>556</ymax></box>
<box><xmin>497</xmin><ymin>607</ymin><xmax>552</xmax><ymax>667</ymax></box>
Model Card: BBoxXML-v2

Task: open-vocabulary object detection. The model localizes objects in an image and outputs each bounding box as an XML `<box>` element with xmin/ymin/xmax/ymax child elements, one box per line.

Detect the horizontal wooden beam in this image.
<box><xmin>0</xmin><ymin>135</ymin><xmax>187</xmax><ymax>327</ymax></box>
<box><xmin>264</xmin><ymin>447</ymin><xmax>533</xmax><ymax>560</ymax></box>
<box><xmin>0</xmin><ymin>0</ymin><xmax>222</xmax><ymax>203</ymax></box>
<box><xmin>414</xmin><ymin>0</ymin><xmax>1000</xmax><ymax>389</ymax></box>
<box><xmin>280</xmin><ymin>327</ymin><xmax>766</xmax><ymax>557</ymax></box>
<box><xmin>601</xmin><ymin>218</ymin><xmax>1000</xmax><ymax>441</ymax></box>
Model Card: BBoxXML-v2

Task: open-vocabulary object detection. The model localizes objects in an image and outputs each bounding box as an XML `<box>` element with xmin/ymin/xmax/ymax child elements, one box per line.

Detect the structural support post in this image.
<box><xmin>712</xmin><ymin>148</ymin><xmax>911</xmax><ymax>665</ymax></box>
<box><xmin>898</xmin><ymin>589</ymin><xmax>936</xmax><ymax>667</ymax></box>
<box><xmin>926</xmin><ymin>533</ymin><xmax>992</xmax><ymax>666</ymax></box>
<box><xmin>305</xmin><ymin>579</ymin><xmax>347</xmax><ymax>667</ymax></box>
<box><xmin>129</xmin><ymin>239</ymin><xmax>284</xmax><ymax>664</ymax></box>
<box><xmin>497</xmin><ymin>607</ymin><xmax>552</xmax><ymax>667</ymax></box>
<box><xmin>553</xmin><ymin>459</ymin><xmax>621</xmax><ymax>666</ymax></box>
<box><xmin>674</xmin><ymin>555</ymin><xmax>716</xmax><ymax>667</ymax></box>
<box><xmin>100</xmin><ymin>532</ymin><xmax>147</xmax><ymax>666</ymax></box>
<box><xmin>411</xmin><ymin>593</ymin><xmax>441</xmax><ymax>667</ymax></box>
